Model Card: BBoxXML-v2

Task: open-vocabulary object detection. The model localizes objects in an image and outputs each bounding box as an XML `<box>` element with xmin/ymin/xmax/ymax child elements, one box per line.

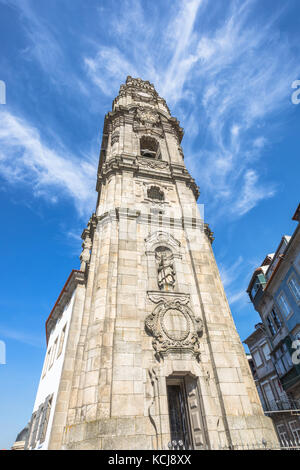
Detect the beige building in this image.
<box><xmin>24</xmin><ymin>77</ymin><xmax>278</xmax><ymax>450</ymax></box>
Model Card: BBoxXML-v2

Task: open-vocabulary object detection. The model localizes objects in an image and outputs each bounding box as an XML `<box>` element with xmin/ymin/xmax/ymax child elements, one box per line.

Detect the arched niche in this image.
<box><xmin>140</xmin><ymin>135</ymin><xmax>161</xmax><ymax>159</ymax></box>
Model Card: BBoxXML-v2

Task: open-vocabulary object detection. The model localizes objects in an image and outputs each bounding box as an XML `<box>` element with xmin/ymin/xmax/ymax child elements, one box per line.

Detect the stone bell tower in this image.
<box><xmin>27</xmin><ymin>77</ymin><xmax>279</xmax><ymax>450</ymax></box>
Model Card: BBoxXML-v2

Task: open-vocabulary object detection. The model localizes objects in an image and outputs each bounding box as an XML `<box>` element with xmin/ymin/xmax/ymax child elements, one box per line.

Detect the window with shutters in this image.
<box><xmin>262</xmin><ymin>382</ymin><xmax>276</xmax><ymax>409</ymax></box>
<box><xmin>262</xmin><ymin>343</ymin><xmax>271</xmax><ymax>361</ymax></box>
<box><xmin>252</xmin><ymin>349</ymin><xmax>263</xmax><ymax>368</ymax></box>
<box><xmin>38</xmin><ymin>396</ymin><xmax>53</xmax><ymax>444</ymax></box>
<box><xmin>274</xmin><ymin>343</ymin><xmax>293</xmax><ymax>377</ymax></box>
<box><xmin>27</xmin><ymin>412</ymin><xmax>37</xmax><ymax>449</ymax></box>
<box><xmin>29</xmin><ymin>405</ymin><xmax>43</xmax><ymax>448</ymax></box>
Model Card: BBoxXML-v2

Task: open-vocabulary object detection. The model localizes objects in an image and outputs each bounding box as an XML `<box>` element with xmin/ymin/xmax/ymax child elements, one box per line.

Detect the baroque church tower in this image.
<box><xmin>25</xmin><ymin>77</ymin><xmax>278</xmax><ymax>450</ymax></box>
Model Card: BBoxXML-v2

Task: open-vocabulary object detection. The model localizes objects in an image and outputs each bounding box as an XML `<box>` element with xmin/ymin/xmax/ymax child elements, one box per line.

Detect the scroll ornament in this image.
<box><xmin>145</xmin><ymin>300</ymin><xmax>203</xmax><ymax>361</ymax></box>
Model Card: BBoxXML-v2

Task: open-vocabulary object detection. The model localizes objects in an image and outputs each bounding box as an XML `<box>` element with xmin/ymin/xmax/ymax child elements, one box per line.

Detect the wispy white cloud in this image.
<box><xmin>0</xmin><ymin>325</ymin><xmax>44</xmax><ymax>348</ymax></box>
<box><xmin>228</xmin><ymin>290</ymin><xmax>249</xmax><ymax>307</ymax></box>
<box><xmin>2</xmin><ymin>0</ymin><xmax>62</xmax><ymax>74</ymax></box>
<box><xmin>84</xmin><ymin>0</ymin><xmax>299</xmax><ymax>219</ymax></box>
<box><xmin>1</xmin><ymin>0</ymin><xmax>299</xmax><ymax>221</ymax></box>
<box><xmin>219</xmin><ymin>255</ymin><xmax>244</xmax><ymax>288</ymax></box>
<box><xmin>219</xmin><ymin>256</ymin><xmax>252</xmax><ymax>310</ymax></box>
<box><xmin>0</xmin><ymin>110</ymin><xmax>97</xmax><ymax>216</ymax></box>
<box><xmin>231</xmin><ymin>170</ymin><xmax>276</xmax><ymax>217</ymax></box>
<box><xmin>85</xmin><ymin>47</ymin><xmax>138</xmax><ymax>96</ymax></box>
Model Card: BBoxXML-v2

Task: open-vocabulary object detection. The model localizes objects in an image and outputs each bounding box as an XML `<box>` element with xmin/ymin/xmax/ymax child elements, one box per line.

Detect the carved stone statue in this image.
<box><xmin>155</xmin><ymin>247</ymin><xmax>176</xmax><ymax>291</ymax></box>
<box><xmin>80</xmin><ymin>230</ymin><xmax>92</xmax><ymax>273</ymax></box>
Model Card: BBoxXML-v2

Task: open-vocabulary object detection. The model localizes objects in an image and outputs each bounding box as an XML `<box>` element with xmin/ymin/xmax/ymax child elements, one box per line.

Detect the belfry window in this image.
<box><xmin>140</xmin><ymin>135</ymin><xmax>160</xmax><ymax>159</ymax></box>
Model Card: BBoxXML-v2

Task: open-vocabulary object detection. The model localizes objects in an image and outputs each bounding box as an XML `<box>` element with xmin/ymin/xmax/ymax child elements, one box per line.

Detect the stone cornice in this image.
<box><xmin>95</xmin><ymin>207</ymin><xmax>204</xmax><ymax>232</ymax></box>
<box><xmin>96</xmin><ymin>155</ymin><xmax>200</xmax><ymax>200</ymax></box>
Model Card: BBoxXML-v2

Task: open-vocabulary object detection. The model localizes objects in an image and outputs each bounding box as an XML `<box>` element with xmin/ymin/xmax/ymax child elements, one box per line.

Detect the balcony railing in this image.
<box><xmin>264</xmin><ymin>397</ymin><xmax>300</xmax><ymax>412</ymax></box>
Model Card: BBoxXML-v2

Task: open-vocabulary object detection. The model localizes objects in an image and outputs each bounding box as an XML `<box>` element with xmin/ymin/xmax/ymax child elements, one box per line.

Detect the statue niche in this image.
<box><xmin>155</xmin><ymin>246</ymin><xmax>176</xmax><ymax>291</ymax></box>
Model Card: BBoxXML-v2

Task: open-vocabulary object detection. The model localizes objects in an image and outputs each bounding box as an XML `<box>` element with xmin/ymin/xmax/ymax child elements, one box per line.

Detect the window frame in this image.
<box><xmin>262</xmin><ymin>342</ymin><xmax>271</xmax><ymax>361</ymax></box>
<box><xmin>289</xmin><ymin>420</ymin><xmax>300</xmax><ymax>440</ymax></box>
<box><xmin>57</xmin><ymin>324</ymin><xmax>67</xmax><ymax>358</ymax></box>
<box><xmin>49</xmin><ymin>338</ymin><xmax>58</xmax><ymax>370</ymax></box>
<box><xmin>252</xmin><ymin>348</ymin><xmax>264</xmax><ymax>368</ymax></box>
<box><xmin>277</xmin><ymin>424</ymin><xmax>289</xmax><ymax>442</ymax></box>
<box><xmin>277</xmin><ymin>291</ymin><xmax>293</xmax><ymax>319</ymax></box>
<box><xmin>287</xmin><ymin>274</ymin><xmax>300</xmax><ymax>304</ymax></box>
<box><xmin>266</xmin><ymin>315</ymin><xmax>277</xmax><ymax>337</ymax></box>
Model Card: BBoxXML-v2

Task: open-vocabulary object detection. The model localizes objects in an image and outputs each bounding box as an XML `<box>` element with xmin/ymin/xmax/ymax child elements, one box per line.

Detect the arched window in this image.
<box><xmin>140</xmin><ymin>135</ymin><xmax>160</xmax><ymax>159</ymax></box>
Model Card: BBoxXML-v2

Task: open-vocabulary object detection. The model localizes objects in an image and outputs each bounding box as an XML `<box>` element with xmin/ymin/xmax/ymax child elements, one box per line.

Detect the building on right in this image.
<box><xmin>244</xmin><ymin>203</ymin><xmax>300</xmax><ymax>443</ymax></box>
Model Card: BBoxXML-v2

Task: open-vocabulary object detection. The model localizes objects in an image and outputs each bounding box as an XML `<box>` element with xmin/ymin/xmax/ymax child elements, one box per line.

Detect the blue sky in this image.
<box><xmin>0</xmin><ymin>0</ymin><xmax>299</xmax><ymax>449</ymax></box>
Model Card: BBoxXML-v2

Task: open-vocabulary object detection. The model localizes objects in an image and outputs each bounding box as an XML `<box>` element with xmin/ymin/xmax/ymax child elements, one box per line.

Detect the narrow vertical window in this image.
<box><xmin>288</xmin><ymin>276</ymin><xmax>300</xmax><ymax>302</ymax></box>
<box><xmin>277</xmin><ymin>293</ymin><xmax>292</xmax><ymax>317</ymax></box>
<box><xmin>167</xmin><ymin>383</ymin><xmax>192</xmax><ymax>450</ymax></box>
<box><xmin>262</xmin><ymin>343</ymin><xmax>271</xmax><ymax>361</ymax></box>
<box><xmin>38</xmin><ymin>396</ymin><xmax>53</xmax><ymax>444</ymax></box>
<box><xmin>271</xmin><ymin>308</ymin><xmax>281</xmax><ymax>330</ymax></box>
<box><xmin>267</xmin><ymin>315</ymin><xmax>276</xmax><ymax>337</ymax></box>
<box><xmin>57</xmin><ymin>325</ymin><xmax>66</xmax><ymax>358</ymax></box>
<box><xmin>49</xmin><ymin>339</ymin><xmax>58</xmax><ymax>369</ymax></box>
<box><xmin>42</xmin><ymin>348</ymin><xmax>51</xmax><ymax>378</ymax></box>
<box><xmin>253</xmin><ymin>349</ymin><xmax>263</xmax><ymax>367</ymax></box>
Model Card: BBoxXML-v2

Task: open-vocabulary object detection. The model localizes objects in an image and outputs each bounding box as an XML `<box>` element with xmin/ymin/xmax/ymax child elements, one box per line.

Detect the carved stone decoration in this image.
<box><xmin>80</xmin><ymin>235</ymin><xmax>92</xmax><ymax>273</ymax></box>
<box><xmin>148</xmin><ymin>186</ymin><xmax>165</xmax><ymax>202</ymax></box>
<box><xmin>145</xmin><ymin>231</ymin><xmax>181</xmax><ymax>254</ymax></box>
<box><xmin>141</xmin><ymin>183</ymin><xmax>169</xmax><ymax>208</ymax></box>
<box><xmin>111</xmin><ymin>131</ymin><xmax>119</xmax><ymax>146</ymax></box>
<box><xmin>204</xmin><ymin>223</ymin><xmax>215</xmax><ymax>244</ymax></box>
<box><xmin>134</xmin><ymin>107</ymin><xmax>160</xmax><ymax>131</ymax></box>
<box><xmin>136</xmin><ymin>108</ymin><xmax>159</xmax><ymax>126</ymax></box>
<box><xmin>155</xmin><ymin>246</ymin><xmax>176</xmax><ymax>291</ymax></box>
<box><xmin>137</xmin><ymin>158</ymin><xmax>169</xmax><ymax>170</ymax></box>
<box><xmin>145</xmin><ymin>299</ymin><xmax>203</xmax><ymax>361</ymax></box>
<box><xmin>147</xmin><ymin>291</ymin><xmax>190</xmax><ymax>305</ymax></box>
